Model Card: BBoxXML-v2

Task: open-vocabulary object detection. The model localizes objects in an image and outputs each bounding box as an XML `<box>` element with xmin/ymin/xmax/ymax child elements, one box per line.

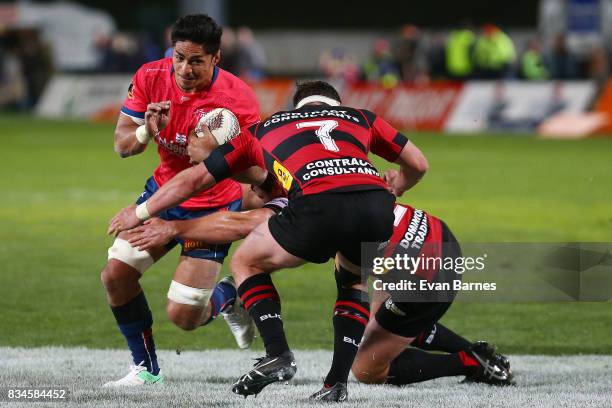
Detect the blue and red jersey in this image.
<box><xmin>121</xmin><ymin>58</ymin><xmax>260</xmax><ymax>209</ymax></box>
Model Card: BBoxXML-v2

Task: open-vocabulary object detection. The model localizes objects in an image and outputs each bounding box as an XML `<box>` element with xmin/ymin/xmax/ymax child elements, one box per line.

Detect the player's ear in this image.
<box><xmin>212</xmin><ymin>50</ymin><xmax>221</xmax><ymax>65</ymax></box>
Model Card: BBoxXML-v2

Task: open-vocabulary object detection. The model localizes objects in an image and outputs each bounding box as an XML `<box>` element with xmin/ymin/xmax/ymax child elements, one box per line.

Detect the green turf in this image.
<box><xmin>0</xmin><ymin>115</ymin><xmax>611</xmax><ymax>354</ymax></box>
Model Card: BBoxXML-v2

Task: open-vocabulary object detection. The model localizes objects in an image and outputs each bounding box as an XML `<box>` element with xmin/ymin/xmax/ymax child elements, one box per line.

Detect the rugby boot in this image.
<box><xmin>219</xmin><ymin>276</ymin><xmax>256</xmax><ymax>349</ymax></box>
<box><xmin>462</xmin><ymin>341</ymin><xmax>514</xmax><ymax>386</ymax></box>
<box><xmin>231</xmin><ymin>351</ymin><xmax>297</xmax><ymax>397</ymax></box>
<box><xmin>309</xmin><ymin>382</ymin><xmax>348</xmax><ymax>402</ymax></box>
<box><xmin>103</xmin><ymin>362</ymin><xmax>163</xmax><ymax>387</ymax></box>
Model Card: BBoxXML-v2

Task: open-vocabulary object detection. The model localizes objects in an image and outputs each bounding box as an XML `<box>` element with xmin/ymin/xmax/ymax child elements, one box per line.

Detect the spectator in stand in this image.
<box><xmin>473</xmin><ymin>24</ymin><xmax>516</xmax><ymax>79</ymax></box>
<box><xmin>163</xmin><ymin>26</ymin><xmax>173</xmax><ymax>58</ymax></box>
<box><xmin>545</xmin><ymin>33</ymin><xmax>577</xmax><ymax>79</ymax></box>
<box><xmin>15</xmin><ymin>29</ymin><xmax>53</xmax><ymax>108</ymax></box>
<box><xmin>137</xmin><ymin>32</ymin><xmax>161</xmax><ymax>64</ymax></box>
<box><xmin>0</xmin><ymin>33</ymin><xmax>27</xmax><ymax>111</ymax></box>
<box><xmin>520</xmin><ymin>38</ymin><xmax>548</xmax><ymax>80</ymax></box>
<box><xmin>218</xmin><ymin>27</ymin><xmax>240</xmax><ymax>76</ymax></box>
<box><xmin>235</xmin><ymin>26</ymin><xmax>267</xmax><ymax>80</ymax></box>
<box><xmin>445</xmin><ymin>22</ymin><xmax>476</xmax><ymax>80</ymax></box>
<box><xmin>95</xmin><ymin>32</ymin><xmax>142</xmax><ymax>73</ymax></box>
<box><xmin>587</xmin><ymin>45</ymin><xmax>609</xmax><ymax>88</ymax></box>
<box><xmin>319</xmin><ymin>47</ymin><xmax>359</xmax><ymax>84</ymax></box>
<box><xmin>394</xmin><ymin>24</ymin><xmax>428</xmax><ymax>83</ymax></box>
<box><xmin>427</xmin><ymin>33</ymin><xmax>447</xmax><ymax>80</ymax></box>
<box><xmin>361</xmin><ymin>38</ymin><xmax>400</xmax><ymax>88</ymax></box>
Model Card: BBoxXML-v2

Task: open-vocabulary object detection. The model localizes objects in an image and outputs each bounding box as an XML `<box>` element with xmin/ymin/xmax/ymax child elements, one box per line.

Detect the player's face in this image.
<box><xmin>172</xmin><ymin>41</ymin><xmax>220</xmax><ymax>93</ymax></box>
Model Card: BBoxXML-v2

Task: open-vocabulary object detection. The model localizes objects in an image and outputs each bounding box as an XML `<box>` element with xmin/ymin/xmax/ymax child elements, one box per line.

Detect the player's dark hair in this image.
<box><xmin>171</xmin><ymin>14</ymin><xmax>222</xmax><ymax>55</ymax></box>
<box><xmin>293</xmin><ymin>80</ymin><xmax>342</xmax><ymax>107</ymax></box>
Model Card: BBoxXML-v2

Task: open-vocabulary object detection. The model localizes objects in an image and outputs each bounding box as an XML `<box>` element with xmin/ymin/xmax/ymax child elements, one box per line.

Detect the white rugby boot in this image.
<box><xmin>219</xmin><ymin>276</ymin><xmax>256</xmax><ymax>349</ymax></box>
<box><xmin>103</xmin><ymin>362</ymin><xmax>163</xmax><ymax>387</ymax></box>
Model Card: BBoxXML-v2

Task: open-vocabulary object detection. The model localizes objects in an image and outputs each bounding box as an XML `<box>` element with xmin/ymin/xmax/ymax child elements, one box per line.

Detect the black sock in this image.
<box><xmin>387</xmin><ymin>348</ymin><xmax>479</xmax><ymax>385</ymax></box>
<box><xmin>324</xmin><ymin>288</ymin><xmax>370</xmax><ymax>386</ymax></box>
<box><xmin>238</xmin><ymin>274</ymin><xmax>289</xmax><ymax>357</ymax></box>
<box><xmin>111</xmin><ymin>291</ymin><xmax>159</xmax><ymax>375</ymax></box>
<box><xmin>411</xmin><ymin>323</ymin><xmax>473</xmax><ymax>353</ymax></box>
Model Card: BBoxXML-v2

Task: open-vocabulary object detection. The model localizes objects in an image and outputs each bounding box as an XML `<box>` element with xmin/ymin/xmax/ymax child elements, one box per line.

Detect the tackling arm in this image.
<box><xmin>177</xmin><ymin>209</ymin><xmax>274</xmax><ymax>242</ymax></box>
<box><xmin>146</xmin><ymin>163</ymin><xmax>217</xmax><ymax>216</ymax></box>
<box><xmin>128</xmin><ymin>208</ymin><xmax>275</xmax><ymax>250</ymax></box>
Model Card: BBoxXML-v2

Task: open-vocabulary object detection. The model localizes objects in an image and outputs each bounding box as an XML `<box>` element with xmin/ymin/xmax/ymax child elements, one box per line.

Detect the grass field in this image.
<box><xmin>2</xmin><ymin>347</ymin><xmax>611</xmax><ymax>407</ymax></box>
<box><xmin>0</xmin><ymin>115</ymin><xmax>611</xmax><ymax>355</ymax></box>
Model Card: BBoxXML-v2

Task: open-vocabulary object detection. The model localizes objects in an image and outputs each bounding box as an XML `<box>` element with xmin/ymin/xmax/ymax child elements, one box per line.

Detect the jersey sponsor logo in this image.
<box><xmin>399</xmin><ymin>209</ymin><xmax>429</xmax><ymax>251</ymax></box>
<box><xmin>273</xmin><ymin>160</ymin><xmax>294</xmax><ymax>191</ymax></box>
<box><xmin>157</xmin><ymin>136</ymin><xmax>188</xmax><ymax>156</ymax></box>
<box><xmin>263</xmin><ymin>109</ymin><xmax>361</xmax><ymax>127</ymax></box>
<box><xmin>183</xmin><ymin>240</ymin><xmax>212</xmax><ymax>250</ymax></box>
<box><xmin>145</xmin><ymin>68</ymin><xmax>169</xmax><ymax>72</ymax></box>
<box><xmin>300</xmin><ymin>158</ymin><xmax>379</xmax><ymax>183</ymax></box>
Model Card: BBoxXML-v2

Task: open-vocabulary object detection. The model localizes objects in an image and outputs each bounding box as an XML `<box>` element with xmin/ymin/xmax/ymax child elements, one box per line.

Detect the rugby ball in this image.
<box><xmin>195</xmin><ymin>107</ymin><xmax>241</xmax><ymax>145</ymax></box>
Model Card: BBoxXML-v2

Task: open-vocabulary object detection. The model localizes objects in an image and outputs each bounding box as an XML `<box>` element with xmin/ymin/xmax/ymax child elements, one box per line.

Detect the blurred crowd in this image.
<box><xmin>95</xmin><ymin>25</ymin><xmax>267</xmax><ymax>80</ymax></box>
<box><xmin>320</xmin><ymin>23</ymin><xmax>610</xmax><ymax>87</ymax></box>
<box><xmin>2</xmin><ymin>21</ymin><xmax>610</xmax><ymax>111</ymax></box>
<box><xmin>0</xmin><ymin>25</ymin><xmax>266</xmax><ymax>111</ymax></box>
<box><xmin>0</xmin><ymin>29</ymin><xmax>53</xmax><ymax>110</ymax></box>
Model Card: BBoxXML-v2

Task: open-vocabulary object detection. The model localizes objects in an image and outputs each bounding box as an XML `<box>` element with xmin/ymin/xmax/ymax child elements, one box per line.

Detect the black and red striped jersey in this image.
<box><xmin>203</xmin><ymin>104</ymin><xmax>408</xmax><ymax>198</ymax></box>
<box><xmin>383</xmin><ymin>203</ymin><xmax>444</xmax><ymax>282</ymax></box>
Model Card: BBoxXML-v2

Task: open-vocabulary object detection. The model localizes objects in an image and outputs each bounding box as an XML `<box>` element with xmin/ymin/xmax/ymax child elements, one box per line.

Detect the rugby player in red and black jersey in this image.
<box><xmin>109</xmin><ymin>80</ymin><xmax>427</xmax><ymax>395</ymax></box>
<box><xmin>108</xmin><ymin>80</ymin><xmax>428</xmax><ymax>396</ymax></box>
<box><xmin>125</xmin><ymin>180</ymin><xmax>513</xmax><ymax>402</ymax></box>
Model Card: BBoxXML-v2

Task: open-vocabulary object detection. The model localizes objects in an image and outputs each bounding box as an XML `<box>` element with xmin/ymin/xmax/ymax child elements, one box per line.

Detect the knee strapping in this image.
<box><xmin>107</xmin><ymin>238</ymin><xmax>154</xmax><ymax>273</ymax></box>
<box><xmin>167</xmin><ymin>280</ymin><xmax>212</xmax><ymax>307</ymax></box>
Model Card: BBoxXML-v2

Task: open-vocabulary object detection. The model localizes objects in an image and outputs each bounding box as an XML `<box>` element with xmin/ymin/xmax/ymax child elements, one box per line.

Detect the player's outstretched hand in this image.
<box><xmin>383</xmin><ymin>169</ymin><xmax>407</xmax><ymax>197</ymax></box>
<box><xmin>127</xmin><ymin>218</ymin><xmax>176</xmax><ymax>250</ymax></box>
<box><xmin>188</xmin><ymin>126</ymin><xmax>217</xmax><ymax>164</ymax></box>
<box><xmin>108</xmin><ymin>204</ymin><xmax>142</xmax><ymax>236</ymax></box>
<box><xmin>144</xmin><ymin>100</ymin><xmax>171</xmax><ymax>136</ymax></box>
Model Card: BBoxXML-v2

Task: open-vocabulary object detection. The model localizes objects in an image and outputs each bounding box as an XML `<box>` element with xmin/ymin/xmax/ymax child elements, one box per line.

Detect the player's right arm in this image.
<box><xmin>114</xmin><ymin>101</ymin><xmax>170</xmax><ymax>158</ymax></box>
<box><xmin>365</xmin><ymin>110</ymin><xmax>429</xmax><ymax>196</ymax></box>
<box><xmin>114</xmin><ymin>66</ymin><xmax>172</xmax><ymax>158</ymax></box>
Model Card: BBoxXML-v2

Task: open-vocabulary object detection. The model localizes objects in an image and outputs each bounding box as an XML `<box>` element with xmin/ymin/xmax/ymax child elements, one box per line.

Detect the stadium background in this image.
<box><xmin>0</xmin><ymin>1</ymin><xmax>611</xmax><ymax>401</ymax></box>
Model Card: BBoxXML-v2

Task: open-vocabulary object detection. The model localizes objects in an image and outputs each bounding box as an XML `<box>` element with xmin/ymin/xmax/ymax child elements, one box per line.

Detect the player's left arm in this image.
<box><xmin>127</xmin><ymin>207</ymin><xmax>275</xmax><ymax>250</ymax></box>
<box><xmin>366</xmin><ymin>110</ymin><xmax>428</xmax><ymax>196</ymax></box>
